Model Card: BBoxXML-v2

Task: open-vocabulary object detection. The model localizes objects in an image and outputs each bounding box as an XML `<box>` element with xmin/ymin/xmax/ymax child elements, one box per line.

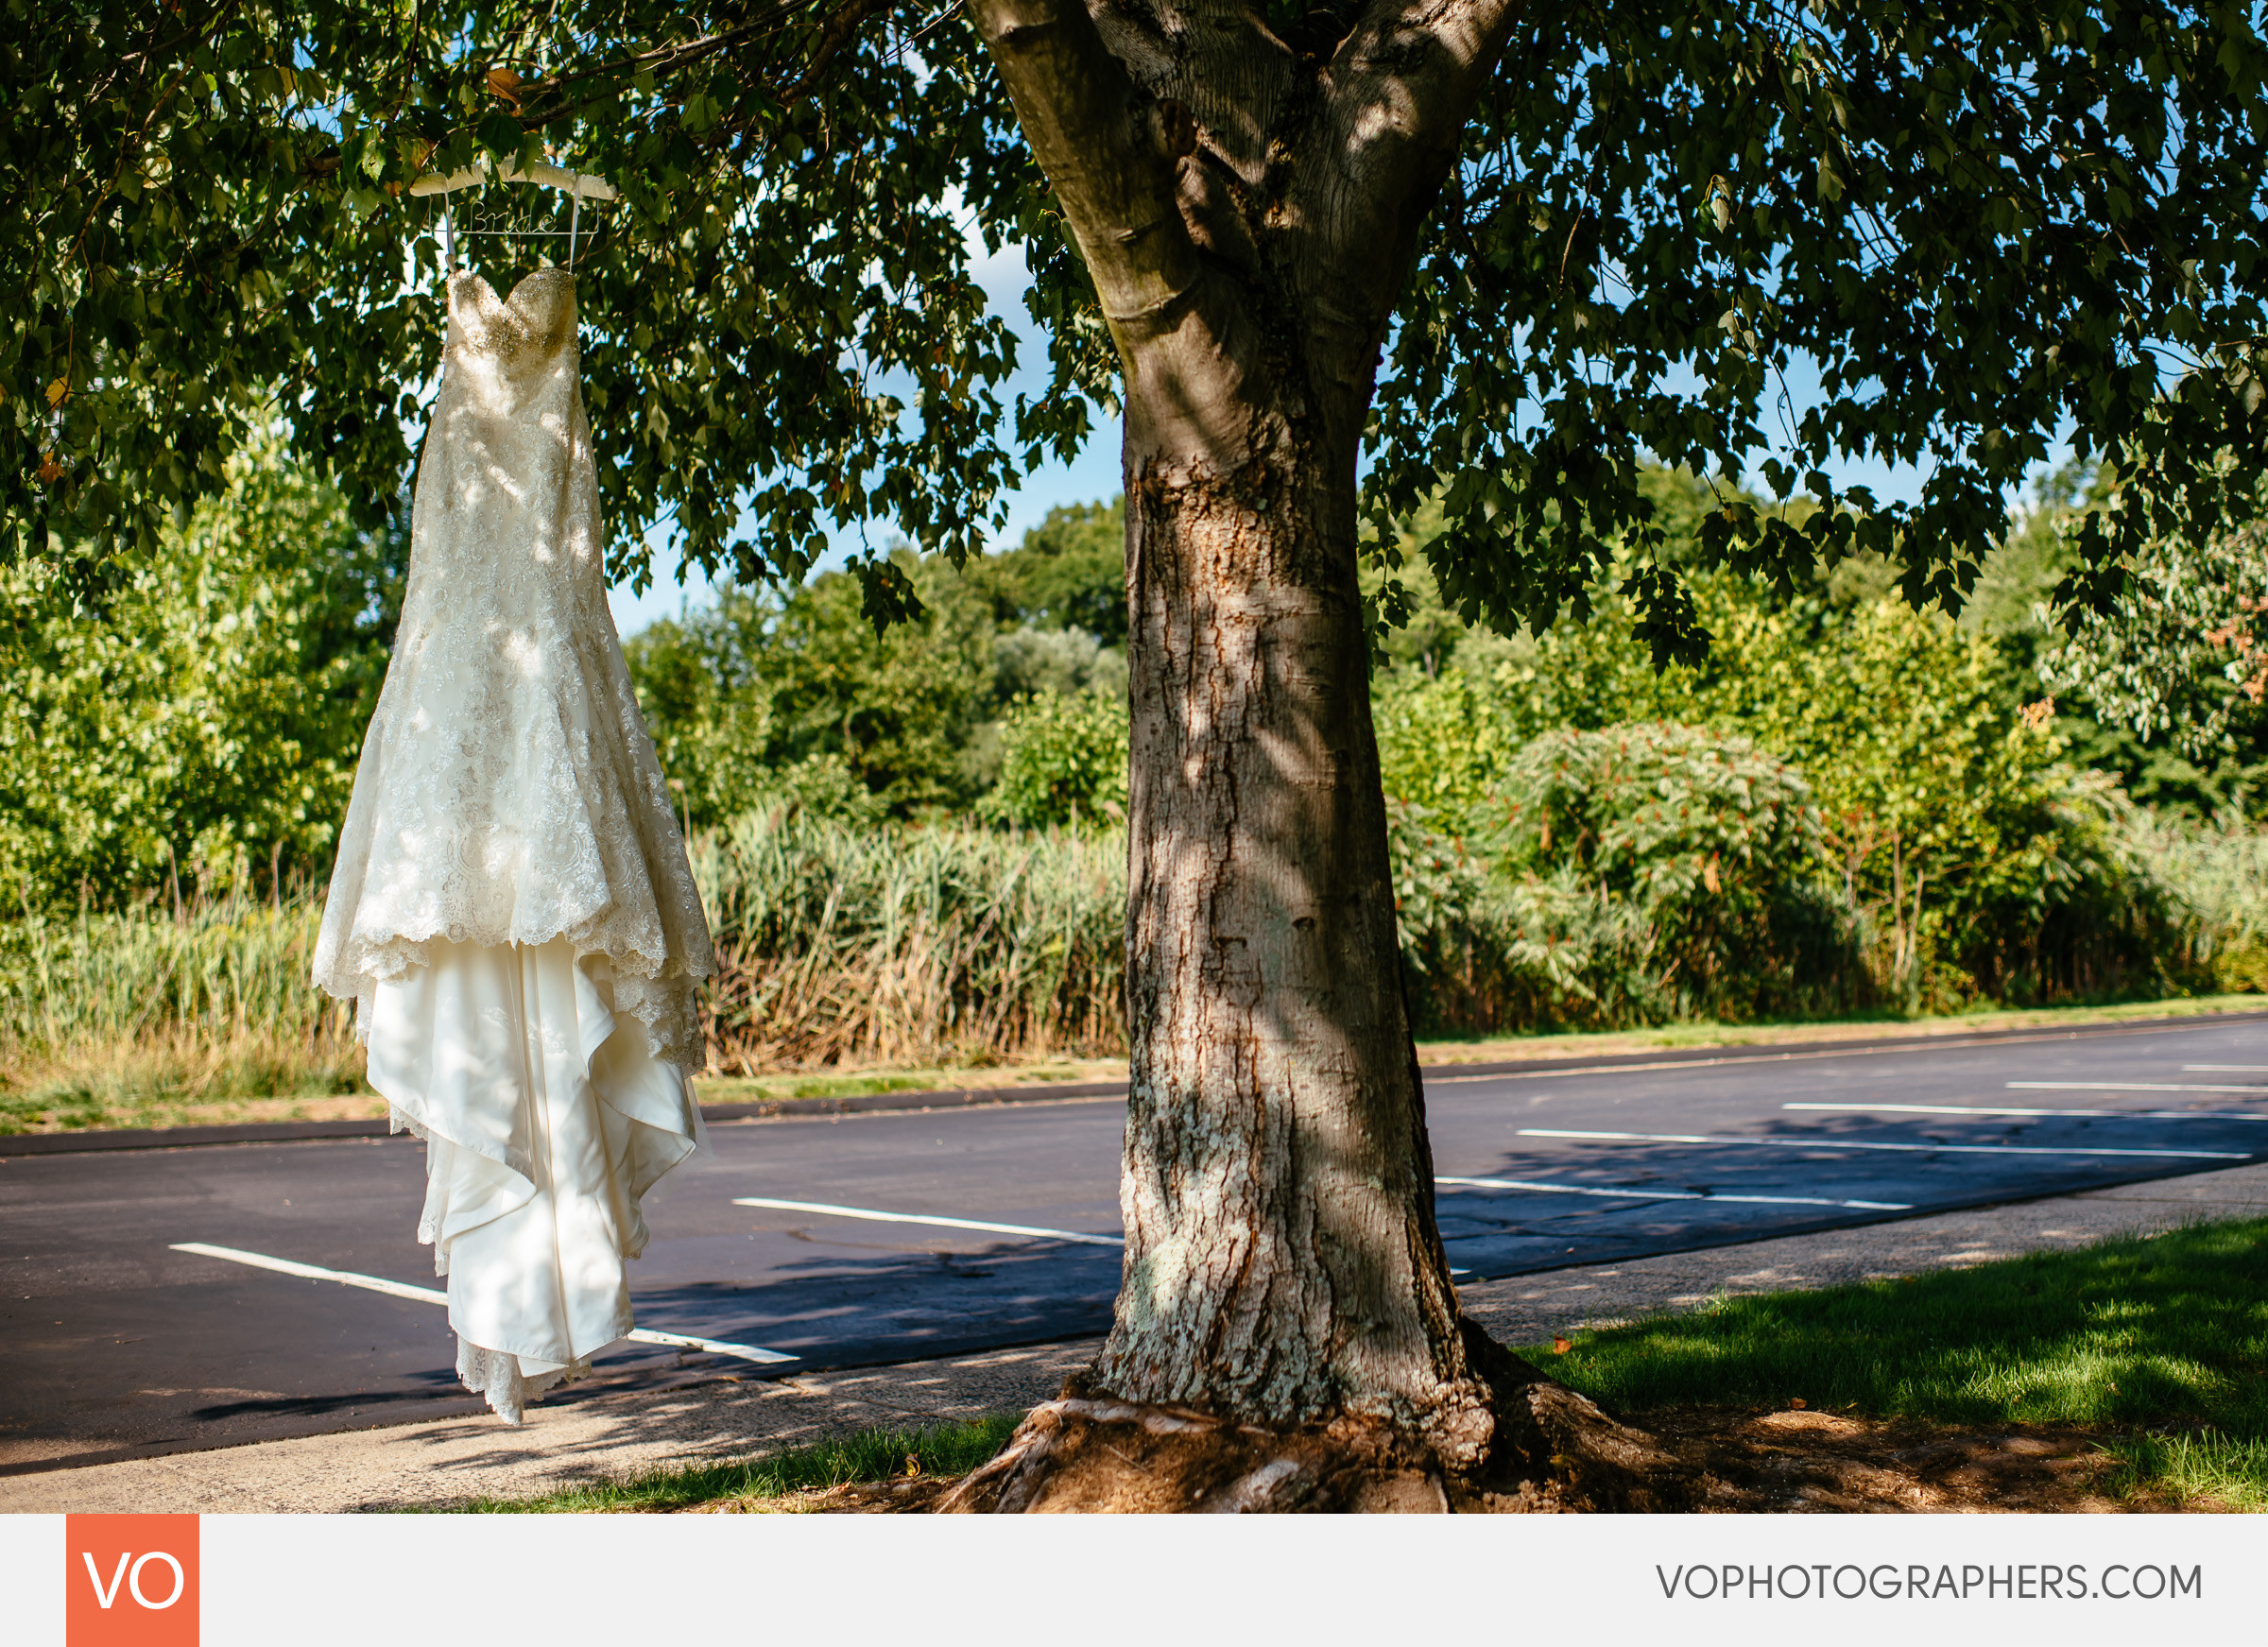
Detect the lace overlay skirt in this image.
<box><xmin>367</xmin><ymin>936</ymin><xmax>704</xmax><ymax>1421</ymax></box>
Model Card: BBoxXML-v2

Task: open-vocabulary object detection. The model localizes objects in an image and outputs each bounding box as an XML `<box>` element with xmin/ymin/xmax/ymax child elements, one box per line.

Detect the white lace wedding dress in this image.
<box><xmin>313</xmin><ymin>266</ymin><xmax>716</xmax><ymax>1422</ymax></box>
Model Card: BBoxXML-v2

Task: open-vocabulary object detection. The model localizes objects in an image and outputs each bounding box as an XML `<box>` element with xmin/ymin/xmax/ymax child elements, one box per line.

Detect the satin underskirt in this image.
<box><xmin>365</xmin><ymin>936</ymin><xmax>704</xmax><ymax>1421</ymax></box>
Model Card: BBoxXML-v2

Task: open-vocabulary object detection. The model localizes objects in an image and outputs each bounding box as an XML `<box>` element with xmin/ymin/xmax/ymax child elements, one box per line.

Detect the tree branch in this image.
<box><xmin>1292</xmin><ymin>0</ymin><xmax>1525</xmax><ymax>396</ymax></box>
<box><xmin>965</xmin><ymin>0</ymin><xmax>1202</xmax><ymax>351</ymax></box>
<box><xmin>1089</xmin><ymin>0</ymin><xmax>1296</xmax><ymax>186</ymax></box>
<box><xmin>1319</xmin><ymin>0</ymin><xmax>1523</xmax><ymax>273</ymax></box>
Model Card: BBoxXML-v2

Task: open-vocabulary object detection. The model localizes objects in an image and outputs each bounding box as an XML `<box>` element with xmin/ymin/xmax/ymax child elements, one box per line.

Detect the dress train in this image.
<box><xmin>365</xmin><ymin>936</ymin><xmax>704</xmax><ymax>1422</ymax></box>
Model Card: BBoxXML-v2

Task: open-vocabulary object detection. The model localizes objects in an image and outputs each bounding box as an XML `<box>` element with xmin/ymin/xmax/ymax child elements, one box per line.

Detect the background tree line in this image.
<box><xmin>8</xmin><ymin>448</ymin><xmax>2268</xmax><ymax>1092</ymax></box>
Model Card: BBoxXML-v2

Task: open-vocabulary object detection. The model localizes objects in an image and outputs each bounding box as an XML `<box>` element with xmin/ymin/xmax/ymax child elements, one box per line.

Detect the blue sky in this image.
<box><xmin>607</xmin><ymin>247</ymin><xmax>2062</xmax><ymax>639</ymax></box>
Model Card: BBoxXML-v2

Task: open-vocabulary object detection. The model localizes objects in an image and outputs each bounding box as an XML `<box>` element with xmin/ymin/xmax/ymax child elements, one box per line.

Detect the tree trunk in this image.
<box><xmin>1097</xmin><ymin>393</ymin><xmax>1493</xmax><ymax>1462</ymax></box>
<box><xmin>954</xmin><ymin>0</ymin><xmax>1699</xmax><ymax>1508</ymax></box>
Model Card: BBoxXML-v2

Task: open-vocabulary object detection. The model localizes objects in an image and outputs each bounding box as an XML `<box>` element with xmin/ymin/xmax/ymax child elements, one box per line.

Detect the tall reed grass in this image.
<box><xmin>7</xmin><ymin>799</ymin><xmax>2266</xmax><ymax>1133</ymax></box>
<box><xmin>692</xmin><ymin>809</ymin><xmax>1125</xmax><ymax>1072</ymax></box>
<box><xmin>2122</xmin><ymin>809</ymin><xmax>2268</xmax><ymax>992</ymax></box>
<box><xmin>0</xmin><ymin>812</ymin><xmax>1127</xmax><ymax>1128</ymax></box>
<box><xmin>0</xmin><ymin>890</ymin><xmax>364</xmax><ymax>1130</ymax></box>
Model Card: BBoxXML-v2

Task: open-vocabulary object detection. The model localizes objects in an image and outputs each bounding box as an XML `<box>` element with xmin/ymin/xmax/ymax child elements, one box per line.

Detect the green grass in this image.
<box><xmin>442</xmin><ymin>1415</ymin><xmax>1023</xmax><ymax>1513</ymax></box>
<box><xmin>1522</xmin><ymin>1216</ymin><xmax>2268</xmax><ymax>1510</ymax></box>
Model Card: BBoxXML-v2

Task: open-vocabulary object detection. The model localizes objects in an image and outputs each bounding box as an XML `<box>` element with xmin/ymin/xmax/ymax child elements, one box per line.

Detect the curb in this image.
<box><xmin>7</xmin><ymin>1005</ymin><xmax>2266</xmax><ymax>1158</ymax></box>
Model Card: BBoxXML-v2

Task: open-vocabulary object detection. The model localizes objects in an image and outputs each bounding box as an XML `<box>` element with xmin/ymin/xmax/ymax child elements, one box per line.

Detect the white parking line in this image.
<box><xmin>731</xmin><ymin>1197</ymin><xmax>1125</xmax><ymax>1246</ymax></box>
<box><xmin>1435</xmin><ymin>1175</ymin><xmax>1912</xmax><ymax>1210</ymax></box>
<box><xmin>171</xmin><ymin>1243</ymin><xmax>445</xmax><ymax>1304</ymax></box>
<box><xmin>1785</xmin><ymin>1102</ymin><xmax>2268</xmax><ymax>1122</ymax></box>
<box><xmin>2007</xmin><ymin>1081</ymin><xmax>2268</xmax><ymax>1094</ymax></box>
<box><xmin>1514</xmin><ymin>1129</ymin><xmax>2247</xmax><ymax>1159</ymax></box>
<box><xmin>167</xmin><ymin>1242</ymin><xmax>798</xmax><ymax>1364</ymax></box>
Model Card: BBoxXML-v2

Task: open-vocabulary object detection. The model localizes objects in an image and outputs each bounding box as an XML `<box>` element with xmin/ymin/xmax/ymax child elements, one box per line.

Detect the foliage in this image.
<box><xmin>1529</xmin><ymin>1217</ymin><xmax>2268</xmax><ymax>1509</ymax></box>
<box><xmin>611</xmin><ymin>600</ymin><xmax>780</xmax><ymax>831</ymax></box>
<box><xmin>625</xmin><ymin>553</ymin><xmax>999</xmax><ymax>824</ymax></box>
<box><xmin>1372</xmin><ymin>663</ymin><xmax>1513</xmax><ymax>829</ymax></box>
<box><xmin>1</xmin><ymin>805</ymin><xmax>1128</xmax><ymax>1113</ymax></box>
<box><xmin>988</xmin><ymin>623</ymin><xmax>1126</xmax><ymax>705</ymax></box>
<box><xmin>985</xmin><ymin>689</ymin><xmax>1129</xmax><ymax>832</ymax></box>
<box><xmin>11</xmin><ymin>797</ymin><xmax>2268</xmax><ymax>1119</ymax></box>
<box><xmin>1378</xmin><ymin>560</ymin><xmax>2167</xmax><ymax>1007</ymax></box>
<box><xmin>691</xmin><ymin>808</ymin><xmax>1125</xmax><ymax>1072</ymax></box>
<box><xmin>1693</xmin><ymin>596</ymin><xmax>2145</xmax><ymax>1003</ymax></box>
<box><xmin>1950</xmin><ymin>456</ymin><xmax>2268</xmax><ymax>814</ymax></box>
<box><xmin>4</xmin><ymin>0</ymin><xmax>1029</xmax><ymax>620</ymax></box>
<box><xmin>626</xmin><ymin>514</ymin><xmax>1129</xmax><ymax>826</ymax></box>
<box><xmin>1366</xmin><ymin>2</ymin><xmax>2268</xmax><ymax>660</ymax></box>
<box><xmin>1477</xmin><ymin>725</ymin><xmax>1825</xmax><ymax>922</ymax></box>
<box><xmin>0</xmin><ymin>430</ymin><xmax>402</xmax><ymax>910</ymax></box>
<box><xmin>975</xmin><ymin>498</ymin><xmax>1125</xmax><ymax>645</ymax></box>
<box><xmin>2115</xmin><ymin>808</ymin><xmax>2268</xmax><ymax>995</ymax></box>
<box><xmin>9</xmin><ymin>3</ymin><xmax>2264</xmax><ymax>648</ymax></box>
<box><xmin>2040</xmin><ymin>514</ymin><xmax>2268</xmax><ymax>763</ymax></box>
<box><xmin>1391</xmin><ymin>724</ymin><xmax>1864</xmax><ymax>1033</ymax></box>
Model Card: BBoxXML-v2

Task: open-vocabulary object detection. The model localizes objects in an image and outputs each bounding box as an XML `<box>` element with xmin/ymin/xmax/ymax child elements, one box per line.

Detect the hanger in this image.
<box><xmin>411</xmin><ymin>156</ymin><xmax>617</xmax><ymax>273</ymax></box>
<box><xmin>407</xmin><ymin>158</ymin><xmax>616</xmax><ymax>200</ymax></box>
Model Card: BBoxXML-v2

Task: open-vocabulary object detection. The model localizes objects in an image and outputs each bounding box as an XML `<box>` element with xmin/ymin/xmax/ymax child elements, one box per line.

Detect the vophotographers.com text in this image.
<box><xmin>1657</xmin><ymin>1563</ymin><xmax>2203</xmax><ymax>1602</ymax></box>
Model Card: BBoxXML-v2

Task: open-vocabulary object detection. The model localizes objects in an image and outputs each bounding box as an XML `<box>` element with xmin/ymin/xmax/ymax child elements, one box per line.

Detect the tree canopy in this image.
<box><xmin>9</xmin><ymin>1</ymin><xmax>2266</xmax><ymax>645</ymax></box>
<box><xmin>0</xmin><ymin>427</ymin><xmax>401</xmax><ymax>908</ymax></box>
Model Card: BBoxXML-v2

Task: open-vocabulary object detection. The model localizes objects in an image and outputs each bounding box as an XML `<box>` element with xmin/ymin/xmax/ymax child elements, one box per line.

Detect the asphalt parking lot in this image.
<box><xmin>5</xmin><ymin>1014</ymin><xmax>2262</xmax><ymax>1470</ymax></box>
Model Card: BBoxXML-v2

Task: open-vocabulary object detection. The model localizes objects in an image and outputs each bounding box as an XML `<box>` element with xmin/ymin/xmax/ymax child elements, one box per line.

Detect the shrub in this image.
<box><xmin>1377</xmin><ymin>575</ymin><xmax>2187</xmax><ymax>1010</ymax></box>
<box><xmin>1392</xmin><ymin>724</ymin><xmax>1865</xmax><ymax>1033</ymax></box>
<box><xmin>984</xmin><ymin>690</ymin><xmax>1129</xmax><ymax>832</ymax></box>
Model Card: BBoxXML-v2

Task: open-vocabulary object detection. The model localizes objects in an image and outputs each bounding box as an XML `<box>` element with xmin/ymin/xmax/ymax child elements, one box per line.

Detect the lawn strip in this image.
<box><xmin>1412</xmin><ymin>993</ymin><xmax>2268</xmax><ymax>1068</ymax></box>
<box><xmin>1527</xmin><ymin>1216</ymin><xmax>2268</xmax><ymax>1510</ymax></box>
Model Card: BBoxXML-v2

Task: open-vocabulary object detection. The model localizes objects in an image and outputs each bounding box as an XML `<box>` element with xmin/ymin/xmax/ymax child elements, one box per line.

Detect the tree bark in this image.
<box><xmin>966</xmin><ymin>0</ymin><xmax>1603</xmax><ymax>1484</ymax></box>
<box><xmin>1099</xmin><ymin>389</ymin><xmax>1498</xmax><ymax>1457</ymax></box>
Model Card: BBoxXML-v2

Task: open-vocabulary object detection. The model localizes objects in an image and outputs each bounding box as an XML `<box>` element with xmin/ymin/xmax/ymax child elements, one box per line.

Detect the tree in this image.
<box><xmin>10</xmin><ymin>0</ymin><xmax>2268</xmax><ymax>1508</ymax></box>
<box><xmin>975</xmin><ymin>497</ymin><xmax>1129</xmax><ymax>644</ymax></box>
<box><xmin>623</xmin><ymin>533</ymin><xmax>1128</xmax><ymax>824</ymax></box>
<box><xmin>987</xmin><ymin>687</ymin><xmax>1130</xmax><ymax>830</ymax></box>
<box><xmin>0</xmin><ymin>428</ymin><xmax>402</xmax><ymax>910</ymax></box>
<box><xmin>2041</xmin><ymin>510</ymin><xmax>2268</xmax><ymax>763</ymax></box>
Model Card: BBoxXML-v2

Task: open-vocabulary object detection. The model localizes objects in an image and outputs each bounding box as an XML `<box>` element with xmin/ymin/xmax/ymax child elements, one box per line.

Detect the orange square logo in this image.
<box><xmin>65</xmin><ymin>1516</ymin><xmax>198</xmax><ymax>1647</ymax></box>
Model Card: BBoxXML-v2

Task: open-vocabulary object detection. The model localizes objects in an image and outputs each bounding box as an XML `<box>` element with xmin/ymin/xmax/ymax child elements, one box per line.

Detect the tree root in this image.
<box><xmin>935</xmin><ymin>1318</ymin><xmax>1707</xmax><ymax>1513</ymax></box>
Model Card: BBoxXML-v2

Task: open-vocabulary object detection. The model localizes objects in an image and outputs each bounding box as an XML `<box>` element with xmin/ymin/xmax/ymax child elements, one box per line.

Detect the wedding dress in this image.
<box><xmin>313</xmin><ymin>266</ymin><xmax>715</xmax><ymax>1422</ymax></box>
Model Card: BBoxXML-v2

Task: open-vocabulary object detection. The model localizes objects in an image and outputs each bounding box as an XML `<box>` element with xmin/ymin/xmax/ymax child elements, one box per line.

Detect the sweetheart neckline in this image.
<box><xmin>454</xmin><ymin>267</ymin><xmax>576</xmax><ymax>313</ymax></box>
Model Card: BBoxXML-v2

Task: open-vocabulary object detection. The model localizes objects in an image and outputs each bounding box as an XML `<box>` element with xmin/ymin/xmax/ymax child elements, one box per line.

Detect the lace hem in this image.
<box><xmin>330</xmin><ymin>932</ymin><xmax>706</xmax><ymax>1072</ymax></box>
<box><xmin>456</xmin><ymin>1336</ymin><xmax>591</xmax><ymax>1425</ymax></box>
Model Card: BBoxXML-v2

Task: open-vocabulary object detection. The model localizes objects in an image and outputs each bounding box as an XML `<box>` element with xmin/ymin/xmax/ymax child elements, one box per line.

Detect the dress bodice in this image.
<box><xmin>410</xmin><ymin>267</ymin><xmax>602</xmax><ymax>612</ymax></box>
<box><xmin>447</xmin><ymin>268</ymin><xmax>579</xmax><ymax>372</ymax></box>
<box><xmin>313</xmin><ymin>263</ymin><xmax>714</xmax><ymax>1072</ymax></box>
